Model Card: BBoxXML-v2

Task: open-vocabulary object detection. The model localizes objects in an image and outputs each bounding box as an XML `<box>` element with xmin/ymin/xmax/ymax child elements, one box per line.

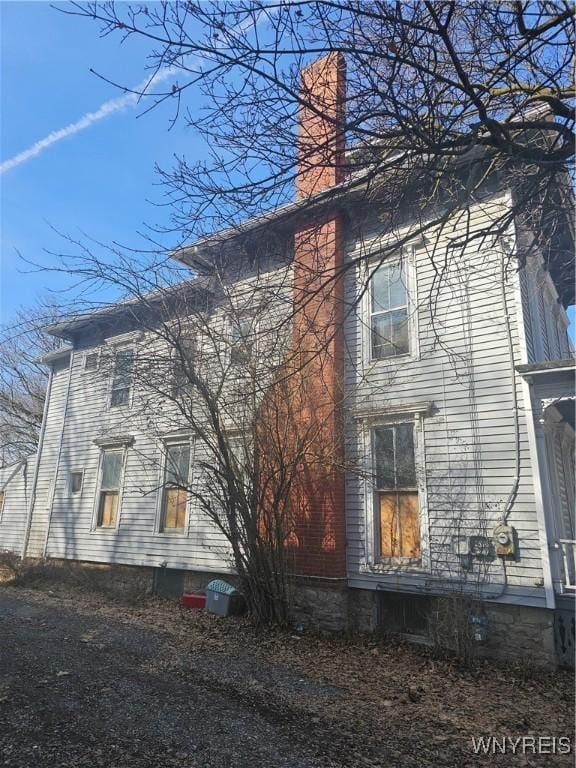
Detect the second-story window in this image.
<box><xmin>370</xmin><ymin>260</ymin><xmax>409</xmax><ymax>360</ymax></box>
<box><xmin>172</xmin><ymin>337</ymin><xmax>195</xmax><ymax>397</ymax></box>
<box><xmin>110</xmin><ymin>349</ymin><xmax>134</xmax><ymax>407</ymax></box>
<box><xmin>230</xmin><ymin>315</ymin><xmax>256</xmax><ymax>365</ymax></box>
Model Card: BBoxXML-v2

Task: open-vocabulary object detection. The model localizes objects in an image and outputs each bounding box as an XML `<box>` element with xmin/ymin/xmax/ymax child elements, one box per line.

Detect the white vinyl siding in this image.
<box><xmin>345</xmin><ymin>193</ymin><xmax>551</xmax><ymax>607</ymax></box>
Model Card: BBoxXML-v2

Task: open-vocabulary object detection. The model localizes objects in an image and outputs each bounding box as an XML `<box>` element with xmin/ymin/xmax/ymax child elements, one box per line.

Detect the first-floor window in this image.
<box><xmin>97</xmin><ymin>449</ymin><xmax>123</xmax><ymax>528</ymax></box>
<box><xmin>160</xmin><ymin>443</ymin><xmax>191</xmax><ymax>532</ymax></box>
<box><xmin>373</xmin><ymin>422</ymin><xmax>421</xmax><ymax>561</ymax></box>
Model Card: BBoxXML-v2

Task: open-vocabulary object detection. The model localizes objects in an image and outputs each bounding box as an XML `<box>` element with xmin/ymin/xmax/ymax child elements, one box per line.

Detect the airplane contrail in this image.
<box><xmin>0</xmin><ymin>67</ymin><xmax>177</xmax><ymax>175</ymax></box>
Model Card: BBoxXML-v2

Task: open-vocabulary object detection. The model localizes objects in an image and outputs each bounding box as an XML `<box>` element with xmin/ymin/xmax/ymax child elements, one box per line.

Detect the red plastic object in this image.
<box><xmin>180</xmin><ymin>593</ymin><xmax>206</xmax><ymax>610</ymax></box>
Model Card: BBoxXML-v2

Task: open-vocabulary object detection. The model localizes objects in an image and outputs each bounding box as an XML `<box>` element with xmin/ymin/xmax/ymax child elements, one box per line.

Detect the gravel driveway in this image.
<box><xmin>0</xmin><ymin>586</ymin><xmax>572</xmax><ymax>768</ymax></box>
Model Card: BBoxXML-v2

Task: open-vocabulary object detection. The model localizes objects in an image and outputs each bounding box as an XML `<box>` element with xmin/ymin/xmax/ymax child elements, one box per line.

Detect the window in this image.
<box><xmin>110</xmin><ymin>349</ymin><xmax>134</xmax><ymax>407</ymax></box>
<box><xmin>96</xmin><ymin>449</ymin><xmax>123</xmax><ymax>528</ymax></box>
<box><xmin>0</xmin><ymin>491</ymin><xmax>4</xmax><ymax>517</ymax></box>
<box><xmin>373</xmin><ymin>423</ymin><xmax>420</xmax><ymax>561</ymax></box>
<box><xmin>172</xmin><ymin>337</ymin><xmax>195</xmax><ymax>397</ymax></box>
<box><xmin>84</xmin><ymin>352</ymin><xmax>99</xmax><ymax>372</ymax></box>
<box><xmin>160</xmin><ymin>443</ymin><xmax>190</xmax><ymax>532</ymax></box>
<box><xmin>228</xmin><ymin>435</ymin><xmax>252</xmax><ymax>486</ymax></box>
<box><xmin>70</xmin><ymin>471</ymin><xmax>83</xmax><ymax>495</ymax></box>
<box><xmin>369</xmin><ymin>260</ymin><xmax>409</xmax><ymax>359</ymax></box>
<box><xmin>230</xmin><ymin>315</ymin><xmax>255</xmax><ymax>365</ymax></box>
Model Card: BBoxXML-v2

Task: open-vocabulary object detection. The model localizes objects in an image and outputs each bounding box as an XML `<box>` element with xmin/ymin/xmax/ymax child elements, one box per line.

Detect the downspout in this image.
<box><xmin>20</xmin><ymin>366</ymin><xmax>54</xmax><ymax>559</ymax></box>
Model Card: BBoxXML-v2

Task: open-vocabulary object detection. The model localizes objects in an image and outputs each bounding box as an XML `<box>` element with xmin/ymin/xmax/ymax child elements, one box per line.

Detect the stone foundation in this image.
<box><xmin>290</xmin><ymin>581</ymin><xmax>376</xmax><ymax>633</ymax></box>
<box><xmin>6</xmin><ymin>556</ymin><xmax>562</xmax><ymax>666</ymax></box>
<box><xmin>482</xmin><ymin>603</ymin><xmax>557</xmax><ymax>667</ymax></box>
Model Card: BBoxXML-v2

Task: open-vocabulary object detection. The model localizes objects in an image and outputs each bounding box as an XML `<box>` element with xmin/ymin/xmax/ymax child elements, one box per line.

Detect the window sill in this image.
<box><xmin>366</xmin><ymin>351</ymin><xmax>419</xmax><ymax>368</ymax></box>
<box><xmin>360</xmin><ymin>559</ymin><xmax>429</xmax><ymax>575</ymax></box>
<box><xmin>91</xmin><ymin>525</ymin><xmax>119</xmax><ymax>533</ymax></box>
<box><xmin>156</xmin><ymin>530</ymin><xmax>188</xmax><ymax>537</ymax></box>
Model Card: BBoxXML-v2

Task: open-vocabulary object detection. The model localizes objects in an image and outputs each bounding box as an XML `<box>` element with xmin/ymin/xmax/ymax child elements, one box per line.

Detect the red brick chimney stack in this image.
<box><xmin>289</xmin><ymin>53</ymin><xmax>347</xmax><ymax>578</ymax></box>
<box><xmin>296</xmin><ymin>52</ymin><xmax>347</xmax><ymax>199</ymax></box>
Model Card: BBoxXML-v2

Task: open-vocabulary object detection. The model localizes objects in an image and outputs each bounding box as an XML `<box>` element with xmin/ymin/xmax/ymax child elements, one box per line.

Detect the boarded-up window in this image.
<box><xmin>97</xmin><ymin>450</ymin><xmax>123</xmax><ymax>528</ymax></box>
<box><xmin>373</xmin><ymin>423</ymin><xmax>421</xmax><ymax>560</ymax></box>
<box><xmin>110</xmin><ymin>349</ymin><xmax>134</xmax><ymax>407</ymax></box>
<box><xmin>160</xmin><ymin>443</ymin><xmax>190</xmax><ymax>532</ymax></box>
<box><xmin>370</xmin><ymin>261</ymin><xmax>409</xmax><ymax>359</ymax></box>
<box><xmin>0</xmin><ymin>491</ymin><xmax>4</xmax><ymax>516</ymax></box>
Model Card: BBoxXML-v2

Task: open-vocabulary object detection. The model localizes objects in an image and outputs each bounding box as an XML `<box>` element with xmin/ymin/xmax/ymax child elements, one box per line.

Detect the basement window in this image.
<box><xmin>373</xmin><ymin>423</ymin><xmax>421</xmax><ymax>562</ymax></box>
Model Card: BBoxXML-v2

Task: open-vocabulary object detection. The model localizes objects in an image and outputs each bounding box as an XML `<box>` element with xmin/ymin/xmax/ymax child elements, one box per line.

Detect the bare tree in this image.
<box><xmin>62</xmin><ymin>1</ymin><xmax>574</xmax><ymax>302</ymax></box>
<box><xmin>0</xmin><ymin>302</ymin><xmax>63</xmax><ymax>466</ymax></box>
<box><xmin>65</xmin><ymin>250</ymin><xmax>348</xmax><ymax>623</ymax></box>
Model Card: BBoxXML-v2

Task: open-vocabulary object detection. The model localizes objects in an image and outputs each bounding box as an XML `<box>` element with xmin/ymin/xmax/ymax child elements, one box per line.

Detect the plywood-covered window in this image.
<box><xmin>373</xmin><ymin>423</ymin><xmax>421</xmax><ymax>561</ymax></box>
<box><xmin>370</xmin><ymin>261</ymin><xmax>409</xmax><ymax>359</ymax></box>
<box><xmin>160</xmin><ymin>443</ymin><xmax>190</xmax><ymax>532</ymax></box>
<box><xmin>110</xmin><ymin>349</ymin><xmax>134</xmax><ymax>407</ymax></box>
<box><xmin>0</xmin><ymin>490</ymin><xmax>5</xmax><ymax>518</ymax></box>
<box><xmin>97</xmin><ymin>449</ymin><xmax>123</xmax><ymax>528</ymax></box>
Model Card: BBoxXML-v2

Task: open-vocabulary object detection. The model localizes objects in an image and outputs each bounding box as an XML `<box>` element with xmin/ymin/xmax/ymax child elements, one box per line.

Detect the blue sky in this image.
<box><xmin>1</xmin><ymin>1</ymin><xmax>205</xmax><ymax>324</ymax></box>
<box><xmin>1</xmin><ymin>2</ymin><xmax>574</xmax><ymax>336</ymax></box>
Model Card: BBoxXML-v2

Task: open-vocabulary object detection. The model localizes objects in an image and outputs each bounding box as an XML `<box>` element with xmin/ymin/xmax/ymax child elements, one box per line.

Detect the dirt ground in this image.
<box><xmin>0</xmin><ymin>583</ymin><xmax>573</xmax><ymax>768</ymax></box>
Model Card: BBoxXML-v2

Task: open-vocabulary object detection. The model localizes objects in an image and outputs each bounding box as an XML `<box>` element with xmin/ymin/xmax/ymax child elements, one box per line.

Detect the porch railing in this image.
<box><xmin>558</xmin><ymin>540</ymin><xmax>576</xmax><ymax>592</ymax></box>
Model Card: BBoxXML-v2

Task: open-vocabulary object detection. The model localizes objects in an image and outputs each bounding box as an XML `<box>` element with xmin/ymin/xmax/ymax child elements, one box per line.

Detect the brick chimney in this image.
<box><xmin>296</xmin><ymin>52</ymin><xmax>346</xmax><ymax>199</ymax></box>
<box><xmin>288</xmin><ymin>53</ymin><xmax>347</xmax><ymax>578</ymax></box>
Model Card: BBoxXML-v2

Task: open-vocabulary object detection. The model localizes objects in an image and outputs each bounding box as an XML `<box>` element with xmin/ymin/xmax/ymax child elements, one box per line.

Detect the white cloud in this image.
<box><xmin>0</xmin><ymin>67</ymin><xmax>177</xmax><ymax>175</ymax></box>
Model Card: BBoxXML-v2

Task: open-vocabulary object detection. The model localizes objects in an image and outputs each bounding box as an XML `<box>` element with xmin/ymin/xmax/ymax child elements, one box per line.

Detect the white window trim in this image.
<box><xmin>359</xmin><ymin>410</ymin><xmax>430</xmax><ymax>575</ymax></box>
<box><xmin>360</xmin><ymin>247</ymin><xmax>419</xmax><ymax>369</ymax></box>
<box><xmin>154</xmin><ymin>436</ymin><xmax>194</xmax><ymax>536</ymax></box>
<box><xmin>107</xmin><ymin>345</ymin><xmax>135</xmax><ymax>410</ymax></box>
<box><xmin>90</xmin><ymin>446</ymin><xmax>128</xmax><ymax>533</ymax></box>
<box><xmin>69</xmin><ymin>469</ymin><xmax>85</xmax><ymax>496</ymax></box>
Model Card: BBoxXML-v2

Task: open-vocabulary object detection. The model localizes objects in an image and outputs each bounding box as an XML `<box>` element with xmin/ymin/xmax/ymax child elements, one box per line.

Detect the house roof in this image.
<box><xmin>171</xmin><ymin>148</ymin><xmax>574</xmax><ymax>305</ymax></box>
<box><xmin>35</xmin><ymin>346</ymin><xmax>73</xmax><ymax>364</ymax></box>
<box><xmin>42</xmin><ymin>276</ymin><xmax>214</xmax><ymax>340</ymax></box>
